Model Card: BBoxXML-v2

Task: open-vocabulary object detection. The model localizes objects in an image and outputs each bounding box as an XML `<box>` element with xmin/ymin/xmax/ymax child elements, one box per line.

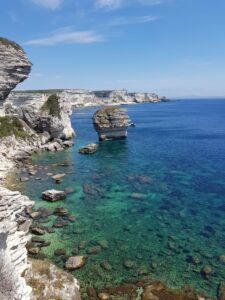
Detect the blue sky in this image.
<box><xmin>1</xmin><ymin>0</ymin><xmax>225</xmax><ymax>97</ymax></box>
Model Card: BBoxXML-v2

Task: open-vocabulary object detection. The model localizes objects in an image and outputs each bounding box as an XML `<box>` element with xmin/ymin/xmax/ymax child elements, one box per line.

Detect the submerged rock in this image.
<box><xmin>201</xmin><ymin>265</ymin><xmax>213</xmax><ymax>277</ymax></box>
<box><xmin>28</xmin><ymin>247</ymin><xmax>40</xmax><ymax>255</ymax></box>
<box><xmin>79</xmin><ymin>143</ymin><xmax>98</xmax><ymax>154</ymax></box>
<box><xmin>101</xmin><ymin>261</ymin><xmax>112</xmax><ymax>271</ymax></box>
<box><xmin>42</xmin><ymin>189</ymin><xmax>66</xmax><ymax>202</ymax></box>
<box><xmin>93</xmin><ymin>106</ymin><xmax>130</xmax><ymax>141</ymax></box>
<box><xmin>124</xmin><ymin>260</ymin><xmax>135</xmax><ymax>269</ymax></box>
<box><xmin>52</xmin><ymin>173</ymin><xmax>66</xmax><ymax>183</ymax></box>
<box><xmin>98</xmin><ymin>292</ymin><xmax>111</xmax><ymax>300</ymax></box>
<box><xmin>54</xmin><ymin>207</ymin><xmax>69</xmax><ymax>216</ymax></box>
<box><xmin>65</xmin><ymin>256</ymin><xmax>86</xmax><ymax>270</ymax></box>
<box><xmin>54</xmin><ymin>248</ymin><xmax>67</xmax><ymax>256</ymax></box>
<box><xmin>31</xmin><ymin>225</ymin><xmax>45</xmax><ymax>236</ymax></box>
<box><xmin>218</xmin><ymin>283</ymin><xmax>225</xmax><ymax>300</ymax></box>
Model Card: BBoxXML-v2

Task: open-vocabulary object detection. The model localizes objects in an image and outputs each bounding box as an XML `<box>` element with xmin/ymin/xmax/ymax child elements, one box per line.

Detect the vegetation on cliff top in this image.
<box><xmin>0</xmin><ymin>37</ymin><xmax>24</xmax><ymax>52</ymax></box>
<box><xmin>41</xmin><ymin>94</ymin><xmax>61</xmax><ymax>118</ymax></box>
<box><xmin>15</xmin><ymin>89</ymin><xmax>64</xmax><ymax>95</ymax></box>
<box><xmin>93</xmin><ymin>105</ymin><xmax>123</xmax><ymax>116</ymax></box>
<box><xmin>0</xmin><ymin>116</ymin><xmax>29</xmax><ymax>139</ymax></box>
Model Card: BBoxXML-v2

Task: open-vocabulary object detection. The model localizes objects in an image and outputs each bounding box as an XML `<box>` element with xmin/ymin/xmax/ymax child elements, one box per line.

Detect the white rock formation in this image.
<box><xmin>61</xmin><ymin>89</ymin><xmax>165</xmax><ymax>107</ymax></box>
<box><xmin>0</xmin><ymin>37</ymin><xmax>79</xmax><ymax>300</ymax></box>
<box><xmin>4</xmin><ymin>89</ymin><xmax>167</xmax><ymax>111</ymax></box>
<box><xmin>0</xmin><ymin>38</ymin><xmax>31</xmax><ymax>101</ymax></box>
<box><xmin>0</xmin><ymin>188</ymin><xmax>34</xmax><ymax>300</ymax></box>
<box><xmin>3</xmin><ymin>92</ymin><xmax>75</xmax><ymax>140</ymax></box>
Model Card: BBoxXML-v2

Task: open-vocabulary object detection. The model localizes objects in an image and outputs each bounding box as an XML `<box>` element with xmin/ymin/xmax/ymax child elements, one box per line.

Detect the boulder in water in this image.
<box><xmin>42</xmin><ymin>189</ymin><xmax>66</xmax><ymax>202</ymax></box>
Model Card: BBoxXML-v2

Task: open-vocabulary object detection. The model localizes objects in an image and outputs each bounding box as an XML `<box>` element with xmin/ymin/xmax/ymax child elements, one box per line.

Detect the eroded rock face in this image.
<box><xmin>0</xmin><ymin>188</ymin><xmax>34</xmax><ymax>300</ymax></box>
<box><xmin>4</xmin><ymin>93</ymin><xmax>75</xmax><ymax>140</ymax></box>
<box><xmin>93</xmin><ymin>106</ymin><xmax>130</xmax><ymax>141</ymax></box>
<box><xmin>0</xmin><ymin>37</ymin><xmax>32</xmax><ymax>101</ymax></box>
<box><xmin>26</xmin><ymin>259</ymin><xmax>80</xmax><ymax>300</ymax></box>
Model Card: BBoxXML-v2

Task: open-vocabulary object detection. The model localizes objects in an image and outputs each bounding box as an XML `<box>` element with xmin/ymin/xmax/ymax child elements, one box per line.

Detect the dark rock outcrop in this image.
<box><xmin>0</xmin><ymin>37</ymin><xmax>32</xmax><ymax>101</ymax></box>
<box><xmin>42</xmin><ymin>189</ymin><xmax>66</xmax><ymax>202</ymax></box>
<box><xmin>93</xmin><ymin>106</ymin><xmax>130</xmax><ymax>141</ymax></box>
<box><xmin>79</xmin><ymin>143</ymin><xmax>98</xmax><ymax>154</ymax></box>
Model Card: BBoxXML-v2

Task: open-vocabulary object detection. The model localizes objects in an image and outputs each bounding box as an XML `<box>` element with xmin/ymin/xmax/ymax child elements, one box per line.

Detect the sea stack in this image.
<box><xmin>93</xmin><ymin>106</ymin><xmax>130</xmax><ymax>141</ymax></box>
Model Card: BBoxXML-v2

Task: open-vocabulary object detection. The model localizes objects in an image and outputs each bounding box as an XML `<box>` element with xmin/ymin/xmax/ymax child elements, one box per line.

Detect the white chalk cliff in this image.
<box><xmin>0</xmin><ymin>37</ymin><xmax>79</xmax><ymax>300</ymax></box>
<box><xmin>0</xmin><ymin>38</ymin><xmax>32</xmax><ymax>101</ymax></box>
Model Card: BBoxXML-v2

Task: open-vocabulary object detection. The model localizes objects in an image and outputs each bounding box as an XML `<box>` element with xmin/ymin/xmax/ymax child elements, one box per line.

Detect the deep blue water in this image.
<box><xmin>22</xmin><ymin>100</ymin><xmax>225</xmax><ymax>297</ymax></box>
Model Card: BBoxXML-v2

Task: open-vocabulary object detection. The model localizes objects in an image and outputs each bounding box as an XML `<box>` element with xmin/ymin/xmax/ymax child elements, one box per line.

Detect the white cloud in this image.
<box><xmin>96</xmin><ymin>0</ymin><xmax>123</xmax><ymax>9</ymax></box>
<box><xmin>96</xmin><ymin>0</ymin><xmax>163</xmax><ymax>9</ymax></box>
<box><xmin>30</xmin><ymin>0</ymin><xmax>62</xmax><ymax>10</ymax></box>
<box><xmin>138</xmin><ymin>0</ymin><xmax>163</xmax><ymax>5</ymax></box>
<box><xmin>110</xmin><ymin>15</ymin><xmax>158</xmax><ymax>26</ymax></box>
<box><xmin>25</xmin><ymin>28</ymin><xmax>104</xmax><ymax>45</ymax></box>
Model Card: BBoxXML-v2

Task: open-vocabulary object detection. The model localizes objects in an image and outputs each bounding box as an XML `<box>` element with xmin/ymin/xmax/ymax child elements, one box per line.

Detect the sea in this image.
<box><xmin>20</xmin><ymin>99</ymin><xmax>225</xmax><ymax>297</ymax></box>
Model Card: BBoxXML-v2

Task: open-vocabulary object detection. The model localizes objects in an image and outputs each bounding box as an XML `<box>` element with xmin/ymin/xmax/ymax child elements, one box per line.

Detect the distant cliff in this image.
<box><xmin>60</xmin><ymin>89</ymin><xmax>167</xmax><ymax>107</ymax></box>
<box><xmin>5</xmin><ymin>89</ymin><xmax>167</xmax><ymax>109</ymax></box>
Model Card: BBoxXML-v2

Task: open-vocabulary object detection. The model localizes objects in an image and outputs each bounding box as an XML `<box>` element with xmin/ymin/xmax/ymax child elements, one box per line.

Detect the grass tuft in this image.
<box><xmin>0</xmin><ymin>116</ymin><xmax>29</xmax><ymax>139</ymax></box>
<box><xmin>41</xmin><ymin>94</ymin><xmax>61</xmax><ymax>118</ymax></box>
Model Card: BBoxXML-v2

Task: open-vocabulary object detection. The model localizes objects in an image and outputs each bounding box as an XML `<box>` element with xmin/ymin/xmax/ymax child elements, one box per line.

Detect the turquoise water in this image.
<box><xmin>23</xmin><ymin>100</ymin><xmax>225</xmax><ymax>296</ymax></box>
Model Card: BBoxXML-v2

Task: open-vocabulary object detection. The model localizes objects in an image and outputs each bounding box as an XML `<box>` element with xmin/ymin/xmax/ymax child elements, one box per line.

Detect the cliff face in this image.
<box><xmin>0</xmin><ymin>188</ymin><xmax>33</xmax><ymax>300</ymax></box>
<box><xmin>0</xmin><ymin>38</ymin><xmax>32</xmax><ymax>101</ymax></box>
<box><xmin>3</xmin><ymin>93</ymin><xmax>75</xmax><ymax>140</ymax></box>
<box><xmin>5</xmin><ymin>89</ymin><xmax>166</xmax><ymax>109</ymax></box>
<box><xmin>61</xmin><ymin>89</ymin><xmax>165</xmax><ymax>107</ymax></box>
<box><xmin>0</xmin><ymin>38</ymin><xmax>78</xmax><ymax>300</ymax></box>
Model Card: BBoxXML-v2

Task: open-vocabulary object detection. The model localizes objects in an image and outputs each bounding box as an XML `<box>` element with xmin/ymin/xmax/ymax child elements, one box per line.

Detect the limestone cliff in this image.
<box><xmin>0</xmin><ymin>38</ymin><xmax>32</xmax><ymax>101</ymax></box>
<box><xmin>60</xmin><ymin>89</ymin><xmax>166</xmax><ymax>107</ymax></box>
<box><xmin>0</xmin><ymin>38</ymin><xmax>78</xmax><ymax>300</ymax></box>
<box><xmin>5</xmin><ymin>88</ymin><xmax>167</xmax><ymax>109</ymax></box>
<box><xmin>0</xmin><ymin>188</ymin><xmax>33</xmax><ymax>300</ymax></box>
<box><xmin>3</xmin><ymin>93</ymin><xmax>75</xmax><ymax>140</ymax></box>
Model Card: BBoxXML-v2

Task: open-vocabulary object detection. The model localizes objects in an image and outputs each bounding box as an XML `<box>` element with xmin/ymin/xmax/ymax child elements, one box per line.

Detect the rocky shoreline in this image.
<box><xmin>0</xmin><ymin>37</ymin><xmax>80</xmax><ymax>300</ymax></box>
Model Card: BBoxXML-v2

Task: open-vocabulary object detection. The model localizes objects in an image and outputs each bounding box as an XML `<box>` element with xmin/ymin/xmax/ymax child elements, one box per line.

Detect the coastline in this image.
<box><xmin>8</xmin><ymin>103</ymin><xmax>218</xmax><ymax>300</ymax></box>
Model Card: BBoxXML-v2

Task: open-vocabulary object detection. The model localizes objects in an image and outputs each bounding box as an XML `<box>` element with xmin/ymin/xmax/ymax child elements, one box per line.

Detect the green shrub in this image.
<box><xmin>41</xmin><ymin>94</ymin><xmax>61</xmax><ymax>118</ymax></box>
<box><xmin>0</xmin><ymin>116</ymin><xmax>29</xmax><ymax>139</ymax></box>
<box><xmin>94</xmin><ymin>105</ymin><xmax>121</xmax><ymax>116</ymax></box>
<box><xmin>0</xmin><ymin>37</ymin><xmax>24</xmax><ymax>52</ymax></box>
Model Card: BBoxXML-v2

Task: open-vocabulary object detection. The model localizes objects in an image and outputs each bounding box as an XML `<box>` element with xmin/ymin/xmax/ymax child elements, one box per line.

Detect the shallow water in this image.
<box><xmin>22</xmin><ymin>100</ymin><xmax>225</xmax><ymax>296</ymax></box>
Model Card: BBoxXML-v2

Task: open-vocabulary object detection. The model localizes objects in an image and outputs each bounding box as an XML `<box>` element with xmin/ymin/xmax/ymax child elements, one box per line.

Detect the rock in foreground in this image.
<box><xmin>93</xmin><ymin>106</ymin><xmax>130</xmax><ymax>141</ymax></box>
<box><xmin>79</xmin><ymin>143</ymin><xmax>98</xmax><ymax>154</ymax></box>
<box><xmin>42</xmin><ymin>189</ymin><xmax>66</xmax><ymax>202</ymax></box>
<box><xmin>65</xmin><ymin>256</ymin><xmax>86</xmax><ymax>270</ymax></box>
<box><xmin>26</xmin><ymin>259</ymin><xmax>80</xmax><ymax>300</ymax></box>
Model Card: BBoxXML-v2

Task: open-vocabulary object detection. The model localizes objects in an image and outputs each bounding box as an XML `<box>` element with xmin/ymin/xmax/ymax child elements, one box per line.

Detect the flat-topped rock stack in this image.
<box><xmin>93</xmin><ymin>106</ymin><xmax>130</xmax><ymax>141</ymax></box>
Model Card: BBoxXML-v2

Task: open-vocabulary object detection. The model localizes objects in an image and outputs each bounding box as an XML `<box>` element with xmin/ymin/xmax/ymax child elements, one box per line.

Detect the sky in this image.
<box><xmin>1</xmin><ymin>0</ymin><xmax>225</xmax><ymax>98</ymax></box>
